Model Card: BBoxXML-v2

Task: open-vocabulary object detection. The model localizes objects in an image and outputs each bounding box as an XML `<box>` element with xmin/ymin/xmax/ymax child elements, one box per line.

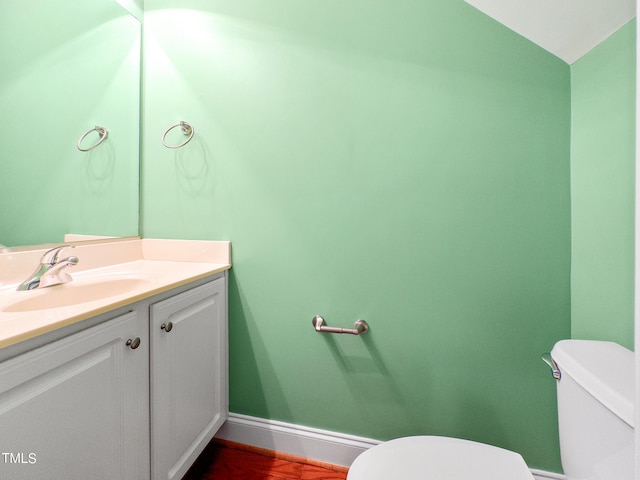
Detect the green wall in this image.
<box><xmin>0</xmin><ymin>0</ymin><xmax>140</xmax><ymax>247</ymax></box>
<box><xmin>570</xmin><ymin>21</ymin><xmax>636</xmax><ymax>350</ymax></box>
<box><xmin>142</xmin><ymin>0</ymin><xmax>571</xmax><ymax>472</ymax></box>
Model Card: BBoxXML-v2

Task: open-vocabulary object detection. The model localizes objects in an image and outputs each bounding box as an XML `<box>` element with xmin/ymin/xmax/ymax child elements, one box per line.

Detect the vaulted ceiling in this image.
<box><xmin>465</xmin><ymin>0</ymin><xmax>635</xmax><ymax>64</ymax></box>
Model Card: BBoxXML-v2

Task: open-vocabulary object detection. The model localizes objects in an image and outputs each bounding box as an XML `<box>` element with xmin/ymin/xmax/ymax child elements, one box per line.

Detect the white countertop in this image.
<box><xmin>0</xmin><ymin>238</ymin><xmax>231</xmax><ymax>349</ymax></box>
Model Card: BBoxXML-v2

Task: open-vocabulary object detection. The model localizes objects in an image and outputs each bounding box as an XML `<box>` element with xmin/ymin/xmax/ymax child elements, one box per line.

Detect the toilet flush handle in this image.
<box><xmin>541</xmin><ymin>353</ymin><xmax>561</xmax><ymax>380</ymax></box>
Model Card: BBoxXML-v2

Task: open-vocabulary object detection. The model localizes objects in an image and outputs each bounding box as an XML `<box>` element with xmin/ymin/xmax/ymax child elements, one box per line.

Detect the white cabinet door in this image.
<box><xmin>150</xmin><ymin>277</ymin><xmax>228</xmax><ymax>480</ymax></box>
<box><xmin>0</xmin><ymin>311</ymin><xmax>148</xmax><ymax>480</ymax></box>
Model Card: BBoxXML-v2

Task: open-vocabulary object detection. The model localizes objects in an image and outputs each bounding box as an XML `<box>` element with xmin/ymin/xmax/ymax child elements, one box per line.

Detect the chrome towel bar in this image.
<box><xmin>312</xmin><ymin>315</ymin><xmax>369</xmax><ymax>336</ymax></box>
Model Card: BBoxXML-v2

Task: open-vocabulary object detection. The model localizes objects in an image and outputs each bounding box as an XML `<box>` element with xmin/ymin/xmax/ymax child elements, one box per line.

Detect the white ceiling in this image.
<box><xmin>465</xmin><ymin>0</ymin><xmax>636</xmax><ymax>64</ymax></box>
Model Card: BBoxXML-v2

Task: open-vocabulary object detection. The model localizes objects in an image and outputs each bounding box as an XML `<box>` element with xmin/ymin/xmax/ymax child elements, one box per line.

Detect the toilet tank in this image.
<box><xmin>550</xmin><ymin>340</ymin><xmax>634</xmax><ymax>480</ymax></box>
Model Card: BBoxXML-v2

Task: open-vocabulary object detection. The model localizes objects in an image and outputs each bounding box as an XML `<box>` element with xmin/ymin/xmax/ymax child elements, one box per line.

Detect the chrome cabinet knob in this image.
<box><xmin>161</xmin><ymin>322</ymin><xmax>173</xmax><ymax>333</ymax></box>
<box><xmin>126</xmin><ymin>337</ymin><xmax>141</xmax><ymax>350</ymax></box>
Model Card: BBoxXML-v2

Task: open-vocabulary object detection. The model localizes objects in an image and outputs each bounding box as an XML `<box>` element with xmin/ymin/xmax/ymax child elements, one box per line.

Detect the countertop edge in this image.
<box><xmin>0</xmin><ymin>263</ymin><xmax>230</xmax><ymax>351</ymax></box>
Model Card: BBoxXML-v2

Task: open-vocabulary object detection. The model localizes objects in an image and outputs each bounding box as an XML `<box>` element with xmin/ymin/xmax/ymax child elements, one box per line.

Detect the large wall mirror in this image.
<box><xmin>0</xmin><ymin>0</ymin><xmax>141</xmax><ymax>249</ymax></box>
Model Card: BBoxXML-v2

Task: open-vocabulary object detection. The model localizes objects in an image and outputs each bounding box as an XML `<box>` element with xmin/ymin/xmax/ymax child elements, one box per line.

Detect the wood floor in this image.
<box><xmin>183</xmin><ymin>440</ymin><xmax>349</xmax><ymax>480</ymax></box>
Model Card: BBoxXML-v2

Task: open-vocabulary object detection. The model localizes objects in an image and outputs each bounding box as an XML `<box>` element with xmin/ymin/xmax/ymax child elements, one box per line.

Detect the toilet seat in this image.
<box><xmin>347</xmin><ymin>436</ymin><xmax>534</xmax><ymax>480</ymax></box>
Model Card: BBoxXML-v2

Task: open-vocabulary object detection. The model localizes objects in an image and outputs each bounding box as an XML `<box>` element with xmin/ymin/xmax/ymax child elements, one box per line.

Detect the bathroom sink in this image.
<box><xmin>2</xmin><ymin>277</ymin><xmax>149</xmax><ymax>312</ymax></box>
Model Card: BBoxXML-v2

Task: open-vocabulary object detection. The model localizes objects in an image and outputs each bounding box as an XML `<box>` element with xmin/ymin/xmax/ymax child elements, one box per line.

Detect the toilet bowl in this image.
<box><xmin>347</xmin><ymin>435</ymin><xmax>533</xmax><ymax>480</ymax></box>
<box><xmin>348</xmin><ymin>340</ymin><xmax>634</xmax><ymax>480</ymax></box>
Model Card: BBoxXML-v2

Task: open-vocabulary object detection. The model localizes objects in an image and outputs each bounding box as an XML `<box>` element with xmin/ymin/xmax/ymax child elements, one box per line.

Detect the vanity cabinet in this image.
<box><xmin>150</xmin><ymin>277</ymin><xmax>228</xmax><ymax>480</ymax></box>
<box><xmin>0</xmin><ymin>310</ymin><xmax>149</xmax><ymax>480</ymax></box>
<box><xmin>0</xmin><ymin>273</ymin><xmax>228</xmax><ymax>480</ymax></box>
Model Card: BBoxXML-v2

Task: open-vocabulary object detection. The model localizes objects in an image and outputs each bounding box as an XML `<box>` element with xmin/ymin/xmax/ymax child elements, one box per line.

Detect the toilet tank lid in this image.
<box><xmin>551</xmin><ymin>339</ymin><xmax>634</xmax><ymax>428</ymax></box>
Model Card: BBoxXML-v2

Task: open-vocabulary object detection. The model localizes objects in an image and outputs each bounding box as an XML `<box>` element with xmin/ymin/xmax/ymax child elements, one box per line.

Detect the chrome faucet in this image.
<box><xmin>17</xmin><ymin>245</ymin><xmax>79</xmax><ymax>291</ymax></box>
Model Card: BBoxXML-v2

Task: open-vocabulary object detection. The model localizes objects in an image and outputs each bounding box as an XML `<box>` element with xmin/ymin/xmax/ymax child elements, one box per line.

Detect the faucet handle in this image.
<box><xmin>41</xmin><ymin>245</ymin><xmax>75</xmax><ymax>264</ymax></box>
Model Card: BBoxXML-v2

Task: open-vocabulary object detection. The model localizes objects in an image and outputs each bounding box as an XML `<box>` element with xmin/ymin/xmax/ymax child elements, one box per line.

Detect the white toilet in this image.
<box><xmin>347</xmin><ymin>339</ymin><xmax>634</xmax><ymax>480</ymax></box>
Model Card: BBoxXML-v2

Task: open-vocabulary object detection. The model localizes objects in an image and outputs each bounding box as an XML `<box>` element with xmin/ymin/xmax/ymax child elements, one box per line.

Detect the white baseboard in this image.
<box><xmin>530</xmin><ymin>469</ymin><xmax>567</xmax><ymax>480</ymax></box>
<box><xmin>215</xmin><ymin>412</ymin><xmax>565</xmax><ymax>480</ymax></box>
<box><xmin>215</xmin><ymin>412</ymin><xmax>380</xmax><ymax>467</ymax></box>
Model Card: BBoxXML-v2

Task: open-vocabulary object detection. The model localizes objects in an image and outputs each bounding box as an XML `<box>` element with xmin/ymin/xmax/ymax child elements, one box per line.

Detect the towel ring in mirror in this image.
<box><xmin>77</xmin><ymin>126</ymin><xmax>109</xmax><ymax>152</ymax></box>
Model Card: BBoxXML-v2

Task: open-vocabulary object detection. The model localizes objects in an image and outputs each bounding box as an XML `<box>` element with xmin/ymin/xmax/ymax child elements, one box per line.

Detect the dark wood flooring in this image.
<box><xmin>183</xmin><ymin>440</ymin><xmax>349</xmax><ymax>480</ymax></box>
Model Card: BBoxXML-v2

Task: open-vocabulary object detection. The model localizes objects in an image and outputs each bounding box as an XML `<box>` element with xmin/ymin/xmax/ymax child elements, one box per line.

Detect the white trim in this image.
<box><xmin>635</xmin><ymin>11</ymin><xmax>640</xmax><ymax>480</ymax></box>
<box><xmin>215</xmin><ymin>413</ymin><xmax>380</xmax><ymax>467</ymax></box>
<box><xmin>530</xmin><ymin>469</ymin><xmax>567</xmax><ymax>480</ymax></box>
<box><xmin>215</xmin><ymin>413</ymin><xmax>565</xmax><ymax>479</ymax></box>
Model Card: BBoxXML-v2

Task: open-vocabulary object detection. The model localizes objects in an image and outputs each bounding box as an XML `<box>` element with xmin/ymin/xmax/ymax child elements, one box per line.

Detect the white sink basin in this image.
<box><xmin>2</xmin><ymin>277</ymin><xmax>149</xmax><ymax>312</ymax></box>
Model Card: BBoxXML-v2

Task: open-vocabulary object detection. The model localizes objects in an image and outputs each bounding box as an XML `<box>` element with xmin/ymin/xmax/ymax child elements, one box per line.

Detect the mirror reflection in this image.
<box><xmin>0</xmin><ymin>0</ymin><xmax>141</xmax><ymax>248</ymax></box>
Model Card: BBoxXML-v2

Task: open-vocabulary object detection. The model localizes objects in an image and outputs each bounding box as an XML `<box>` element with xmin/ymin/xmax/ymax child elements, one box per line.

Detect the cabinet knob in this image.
<box><xmin>126</xmin><ymin>337</ymin><xmax>141</xmax><ymax>349</ymax></box>
<box><xmin>161</xmin><ymin>322</ymin><xmax>174</xmax><ymax>333</ymax></box>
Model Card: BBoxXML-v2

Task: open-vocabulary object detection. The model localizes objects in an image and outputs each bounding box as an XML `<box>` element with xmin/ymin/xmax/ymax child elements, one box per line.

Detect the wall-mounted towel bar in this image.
<box><xmin>162</xmin><ymin>121</ymin><xmax>194</xmax><ymax>148</ymax></box>
<box><xmin>312</xmin><ymin>315</ymin><xmax>369</xmax><ymax>336</ymax></box>
<box><xmin>77</xmin><ymin>126</ymin><xmax>109</xmax><ymax>152</ymax></box>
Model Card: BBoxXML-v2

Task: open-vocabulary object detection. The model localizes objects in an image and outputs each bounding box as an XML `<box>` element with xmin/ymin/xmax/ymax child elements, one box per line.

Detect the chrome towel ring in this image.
<box><xmin>77</xmin><ymin>126</ymin><xmax>109</xmax><ymax>152</ymax></box>
<box><xmin>162</xmin><ymin>121</ymin><xmax>194</xmax><ymax>149</ymax></box>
